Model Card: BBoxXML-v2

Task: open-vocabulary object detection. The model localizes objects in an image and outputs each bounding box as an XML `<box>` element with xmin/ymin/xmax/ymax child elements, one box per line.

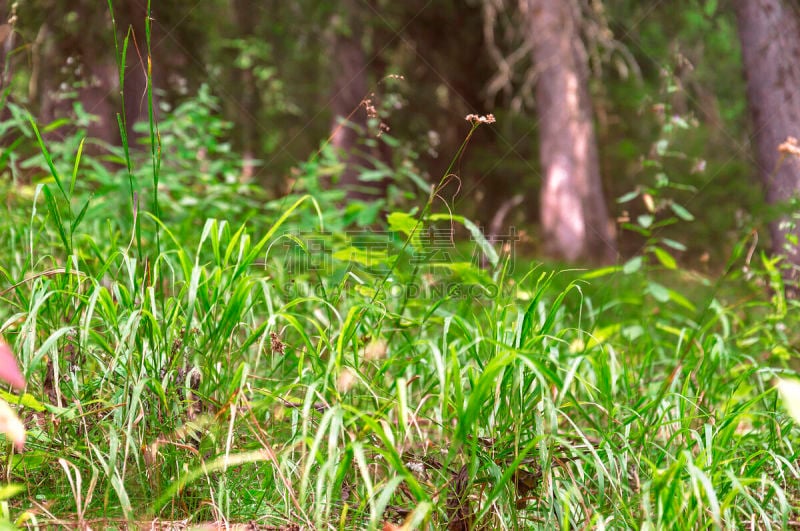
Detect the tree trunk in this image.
<box><xmin>27</xmin><ymin>1</ymin><xmax>140</xmax><ymax>147</ymax></box>
<box><xmin>734</xmin><ymin>0</ymin><xmax>800</xmax><ymax>288</ymax></box>
<box><xmin>121</xmin><ymin>0</ymin><xmax>153</xmax><ymax>143</ymax></box>
<box><xmin>0</xmin><ymin>3</ymin><xmax>14</xmax><ymax>93</ymax></box>
<box><xmin>526</xmin><ymin>0</ymin><xmax>616</xmax><ymax>263</ymax></box>
<box><xmin>231</xmin><ymin>0</ymin><xmax>260</xmax><ymax>181</ymax></box>
<box><xmin>328</xmin><ymin>0</ymin><xmax>388</xmax><ymax>201</ymax></box>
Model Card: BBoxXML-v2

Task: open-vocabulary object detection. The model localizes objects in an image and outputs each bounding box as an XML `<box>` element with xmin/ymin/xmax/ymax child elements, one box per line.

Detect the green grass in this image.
<box><xmin>0</xmin><ymin>121</ymin><xmax>798</xmax><ymax>529</ymax></box>
<box><xmin>0</xmin><ymin>10</ymin><xmax>798</xmax><ymax>528</ymax></box>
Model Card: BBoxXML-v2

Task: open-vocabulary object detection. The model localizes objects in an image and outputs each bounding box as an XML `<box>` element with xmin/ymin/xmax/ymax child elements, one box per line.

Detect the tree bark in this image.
<box><xmin>231</xmin><ymin>0</ymin><xmax>260</xmax><ymax>181</ymax></box>
<box><xmin>734</xmin><ymin>0</ymin><xmax>800</xmax><ymax>287</ymax></box>
<box><xmin>328</xmin><ymin>0</ymin><xmax>388</xmax><ymax>201</ymax></box>
<box><xmin>121</xmin><ymin>0</ymin><xmax>150</xmax><ymax>142</ymax></box>
<box><xmin>526</xmin><ymin>0</ymin><xmax>616</xmax><ymax>263</ymax></box>
<box><xmin>26</xmin><ymin>4</ymin><xmax>112</xmax><ymax>143</ymax></box>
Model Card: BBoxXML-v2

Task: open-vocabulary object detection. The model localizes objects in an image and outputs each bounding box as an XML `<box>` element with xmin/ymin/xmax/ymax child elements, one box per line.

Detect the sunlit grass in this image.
<box><xmin>1</xmin><ymin>157</ymin><xmax>798</xmax><ymax>528</ymax></box>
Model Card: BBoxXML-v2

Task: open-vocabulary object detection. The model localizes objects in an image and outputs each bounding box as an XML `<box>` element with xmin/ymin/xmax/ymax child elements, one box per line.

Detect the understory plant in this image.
<box><xmin>0</xmin><ymin>7</ymin><xmax>797</xmax><ymax>531</ymax></box>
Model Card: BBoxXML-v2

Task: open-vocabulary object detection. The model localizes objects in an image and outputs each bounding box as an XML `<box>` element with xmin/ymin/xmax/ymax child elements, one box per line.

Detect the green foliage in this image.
<box><xmin>137</xmin><ymin>85</ymin><xmax>265</xmax><ymax>221</ymax></box>
<box><xmin>0</xmin><ymin>80</ymin><xmax>797</xmax><ymax>528</ymax></box>
<box><xmin>3</xmin><ymin>0</ymin><xmax>771</xmax><ymax>267</ymax></box>
<box><xmin>0</xmin><ymin>2</ymin><xmax>797</xmax><ymax>528</ymax></box>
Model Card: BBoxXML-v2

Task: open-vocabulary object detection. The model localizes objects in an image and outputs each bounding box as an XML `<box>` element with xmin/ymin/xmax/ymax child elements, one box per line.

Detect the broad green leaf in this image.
<box><xmin>428</xmin><ymin>213</ymin><xmax>499</xmax><ymax>267</ymax></box>
<box><xmin>357</xmin><ymin>169</ymin><xmax>387</xmax><ymax>182</ymax></box>
<box><xmin>429</xmin><ymin>261</ymin><xmax>494</xmax><ymax>286</ymax></box>
<box><xmin>670</xmin><ymin>203</ymin><xmax>695</xmax><ymax>221</ymax></box>
<box><xmin>387</xmin><ymin>211</ymin><xmax>418</xmax><ymax>236</ymax></box>
<box><xmin>586</xmin><ymin>323</ymin><xmax>622</xmax><ymax>349</ymax></box>
<box><xmin>0</xmin><ymin>390</ymin><xmax>45</xmax><ymax>412</ymax></box>
<box><xmin>661</xmin><ymin>238</ymin><xmax>687</xmax><ymax>251</ymax></box>
<box><xmin>646</xmin><ymin>281</ymin><xmax>670</xmax><ymax>302</ymax></box>
<box><xmin>582</xmin><ymin>266</ymin><xmax>621</xmax><ymax>279</ymax></box>
<box><xmin>623</xmin><ymin>256</ymin><xmax>642</xmax><ymax>274</ymax></box>
<box><xmin>668</xmin><ymin>288</ymin><xmax>695</xmax><ymax>312</ymax></box>
<box><xmin>621</xmin><ymin>223</ymin><xmax>651</xmax><ymax>237</ymax></box>
<box><xmin>617</xmin><ymin>190</ymin><xmax>640</xmax><ymax>203</ymax></box>
<box><xmin>387</xmin><ymin>211</ymin><xmax>422</xmax><ymax>248</ymax></box>
<box><xmin>333</xmin><ymin>246</ymin><xmax>389</xmax><ymax>267</ymax></box>
<box><xmin>652</xmin><ymin>247</ymin><xmax>677</xmax><ymax>269</ymax></box>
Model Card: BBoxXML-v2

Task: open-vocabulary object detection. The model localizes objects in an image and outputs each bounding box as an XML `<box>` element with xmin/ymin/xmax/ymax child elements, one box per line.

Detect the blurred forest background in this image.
<box><xmin>0</xmin><ymin>0</ymin><xmax>795</xmax><ymax>273</ymax></box>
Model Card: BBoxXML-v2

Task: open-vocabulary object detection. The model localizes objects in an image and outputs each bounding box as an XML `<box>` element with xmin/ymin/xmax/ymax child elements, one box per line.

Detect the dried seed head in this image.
<box><xmin>363</xmin><ymin>95</ymin><xmax>378</xmax><ymax>119</ymax></box>
<box><xmin>270</xmin><ymin>332</ymin><xmax>285</xmax><ymax>354</ymax></box>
